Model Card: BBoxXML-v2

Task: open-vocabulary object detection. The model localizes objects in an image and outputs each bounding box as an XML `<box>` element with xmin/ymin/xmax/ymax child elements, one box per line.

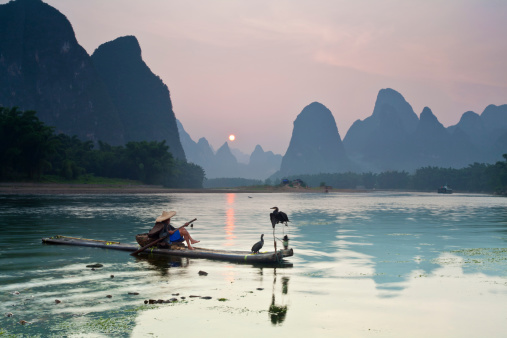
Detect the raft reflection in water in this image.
<box><xmin>135</xmin><ymin>255</ymin><xmax>190</xmax><ymax>276</ymax></box>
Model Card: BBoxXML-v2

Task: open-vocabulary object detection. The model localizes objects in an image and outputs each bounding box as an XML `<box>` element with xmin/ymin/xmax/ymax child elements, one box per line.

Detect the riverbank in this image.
<box><xmin>0</xmin><ymin>182</ymin><xmax>245</xmax><ymax>194</ymax></box>
<box><xmin>0</xmin><ymin>182</ymin><xmax>349</xmax><ymax>195</ymax></box>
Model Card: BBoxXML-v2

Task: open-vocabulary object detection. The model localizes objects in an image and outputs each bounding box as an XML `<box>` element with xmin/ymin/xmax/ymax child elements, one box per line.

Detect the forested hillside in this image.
<box><xmin>0</xmin><ymin>107</ymin><xmax>204</xmax><ymax>188</ymax></box>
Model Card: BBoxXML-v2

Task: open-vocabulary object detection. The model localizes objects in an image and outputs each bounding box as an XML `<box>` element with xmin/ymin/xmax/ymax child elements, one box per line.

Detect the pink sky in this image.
<box><xmin>6</xmin><ymin>0</ymin><xmax>507</xmax><ymax>155</ymax></box>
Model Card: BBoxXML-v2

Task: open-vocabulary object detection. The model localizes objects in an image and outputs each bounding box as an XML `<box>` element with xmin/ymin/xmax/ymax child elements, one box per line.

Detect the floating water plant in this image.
<box><xmin>52</xmin><ymin>310</ymin><xmax>142</xmax><ymax>335</ymax></box>
<box><xmin>450</xmin><ymin>248</ymin><xmax>507</xmax><ymax>256</ymax></box>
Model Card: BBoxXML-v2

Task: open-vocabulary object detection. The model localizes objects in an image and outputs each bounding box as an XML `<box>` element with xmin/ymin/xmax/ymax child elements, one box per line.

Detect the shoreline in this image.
<box><xmin>0</xmin><ymin>182</ymin><xmax>352</xmax><ymax>195</ymax></box>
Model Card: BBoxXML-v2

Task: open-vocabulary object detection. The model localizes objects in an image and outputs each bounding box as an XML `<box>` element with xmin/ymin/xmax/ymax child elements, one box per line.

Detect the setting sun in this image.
<box><xmin>229</xmin><ymin>134</ymin><xmax>235</xmax><ymax>141</ymax></box>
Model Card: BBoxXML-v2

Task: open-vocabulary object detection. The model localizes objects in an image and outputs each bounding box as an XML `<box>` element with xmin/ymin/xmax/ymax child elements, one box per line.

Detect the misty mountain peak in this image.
<box><xmin>372</xmin><ymin>88</ymin><xmax>419</xmax><ymax>132</ymax></box>
<box><xmin>456</xmin><ymin>111</ymin><xmax>483</xmax><ymax>136</ymax></box>
<box><xmin>251</xmin><ymin>145</ymin><xmax>266</xmax><ymax>158</ymax></box>
<box><xmin>93</xmin><ymin>36</ymin><xmax>142</xmax><ymax>62</ymax></box>
<box><xmin>216</xmin><ymin>142</ymin><xmax>232</xmax><ymax>156</ymax></box>
<box><xmin>217</xmin><ymin>141</ymin><xmax>230</xmax><ymax>151</ymax></box>
<box><xmin>250</xmin><ymin>144</ymin><xmax>279</xmax><ymax>159</ymax></box>
<box><xmin>197</xmin><ymin>137</ymin><xmax>211</xmax><ymax>148</ymax></box>
<box><xmin>280</xmin><ymin>101</ymin><xmax>350</xmax><ymax>176</ymax></box>
<box><xmin>216</xmin><ymin>142</ymin><xmax>238</xmax><ymax>164</ymax></box>
<box><xmin>459</xmin><ymin>110</ymin><xmax>480</xmax><ymax>122</ymax></box>
<box><xmin>416</xmin><ymin>106</ymin><xmax>447</xmax><ymax>136</ymax></box>
<box><xmin>419</xmin><ymin>107</ymin><xmax>441</xmax><ymax>125</ymax></box>
<box><xmin>420</xmin><ymin>106</ymin><xmax>433</xmax><ymax>117</ymax></box>
<box><xmin>254</xmin><ymin>144</ymin><xmax>264</xmax><ymax>152</ymax></box>
<box><xmin>292</xmin><ymin>102</ymin><xmax>343</xmax><ymax>137</ymax></box>
<box><xmin>249</xmin><ymin>144</ymin><xmax>282</xmax><ymax>177</ymax></box>
<box><xmin>481</xmin><ymin>104</ymin><xmax>507</xmax><ymax>130</ymax></box>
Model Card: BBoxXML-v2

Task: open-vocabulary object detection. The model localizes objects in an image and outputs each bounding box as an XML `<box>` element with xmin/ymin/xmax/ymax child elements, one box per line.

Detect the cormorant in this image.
<box><xmin>251</xmin><ymin>234</ymin><xmax>264</xmax><ymax>254</ymax></box>
<box><xmin>270</xmin><ymin>207</ymin><xmax>289</xmax><ymax>228</ymax></box>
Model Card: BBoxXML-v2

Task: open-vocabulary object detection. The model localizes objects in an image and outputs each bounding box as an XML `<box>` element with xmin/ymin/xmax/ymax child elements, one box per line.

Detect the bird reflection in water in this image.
<box><xmin>268</xmin><ymin>268</ymin><xmax>290</xmax><ymax>325</ymax></box>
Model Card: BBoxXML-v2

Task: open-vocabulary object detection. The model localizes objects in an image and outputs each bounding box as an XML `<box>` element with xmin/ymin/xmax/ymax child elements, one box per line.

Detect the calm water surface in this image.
<box><xmin>1</xmin><ymin>192</ymin><xmax>507</xmax><ymax>337</ymax></box>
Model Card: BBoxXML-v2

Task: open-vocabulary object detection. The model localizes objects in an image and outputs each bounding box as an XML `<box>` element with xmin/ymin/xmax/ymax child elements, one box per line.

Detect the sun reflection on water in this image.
<box><xmin>225</xmin><ymin>193</ymin><xmax>237</xmax><ymax>246</ymax></box>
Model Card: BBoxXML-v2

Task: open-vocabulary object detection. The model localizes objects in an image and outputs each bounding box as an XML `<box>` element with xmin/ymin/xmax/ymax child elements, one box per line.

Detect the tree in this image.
<box><xmin>376</xmin><ymin>171</ymin><xmax>410</xmax><ymax>189</ymax></box>
<box><xmin>361</xmin><ymin>172</ymin><xmax>377</xmax><ymax>189</ymax></box>
<box><xmin>50</xmin><ymin>134</ymin><xmax>92</xmax><ymax>179</ymax></box>
<box><xmin>490</xmin><ymin>154</ymin><xmax>507</xmax><ymax>194</ymax></box>
<box><xmin>125</xmin><ymin>140</ymin><xmax>174</xmax><ymax>184</ymax></box>
<box><xmin>0</xmin><ymin>107</ymin><xmax>57</xmax><ymax>180</ymax></box>
<box><xmin>164</xmin><ymin>160</ymin><xmax>205</xmax><ymax>188</ymax></box>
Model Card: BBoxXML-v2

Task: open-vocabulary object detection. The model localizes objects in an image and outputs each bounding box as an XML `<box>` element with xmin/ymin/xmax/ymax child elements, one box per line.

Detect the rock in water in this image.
<box><xmin>86</xmin><ymin>264</ymin><xmax>103</xmax><ymax>268</ymax></box>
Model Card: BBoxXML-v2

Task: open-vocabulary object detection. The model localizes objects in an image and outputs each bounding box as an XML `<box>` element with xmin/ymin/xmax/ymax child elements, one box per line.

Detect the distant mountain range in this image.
<box><xmin>1</xmin><ymin>0</ymin><xmax>506</xmax><ymax>181</ymax></box>
<box><xmin>272</xmin><ymin>88</ymin><xmax>507</xmax><ymax>178</ymax></box>
<box><xmin>177</xmin><ymin>120</ymin><xmax>281</xmax><ymax>179</ymax></box>
<box><xmin>343</xmin><ymin>88</ymin><xmax>507</xmax><ymax>173</ymax></box>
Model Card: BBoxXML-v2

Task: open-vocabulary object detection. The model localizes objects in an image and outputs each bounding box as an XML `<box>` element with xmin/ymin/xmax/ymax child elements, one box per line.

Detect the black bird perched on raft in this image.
<box><xmin>251</xmin><ymin>234</ymin><xmax>264</xmax><ymax>254</ymax></box>
<box><xmin>270</xmin><ymin>207</ymin><xmax>289</xmax><ymax>228</ymax></box>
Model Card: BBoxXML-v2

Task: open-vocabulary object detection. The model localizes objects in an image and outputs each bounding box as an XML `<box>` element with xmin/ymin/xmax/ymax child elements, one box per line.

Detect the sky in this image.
<box><xmin>6</xmin><ymin>0</ymin><xmax>507</xmax><ymax>155</ymax></box>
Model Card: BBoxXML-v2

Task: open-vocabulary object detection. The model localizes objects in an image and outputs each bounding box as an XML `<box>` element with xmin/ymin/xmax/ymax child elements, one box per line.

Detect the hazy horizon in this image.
<box><xmin>3</xmin><ymin>0</ymin><xmax>506</xmax><ymax>155</ymax></box>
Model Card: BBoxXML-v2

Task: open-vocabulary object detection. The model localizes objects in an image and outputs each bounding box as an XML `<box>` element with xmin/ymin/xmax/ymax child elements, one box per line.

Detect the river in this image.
<box><xmin>1</xmin><ymin>191</ymin><xmax>507</xmax><ymax>337</ymax></box>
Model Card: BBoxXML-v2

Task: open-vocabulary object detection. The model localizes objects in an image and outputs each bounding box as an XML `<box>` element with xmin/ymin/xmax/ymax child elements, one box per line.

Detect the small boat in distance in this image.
<box><xmin>438</xmin><ymin>185</ymin><xmax>453</xmax><ymax>194</ymax></box>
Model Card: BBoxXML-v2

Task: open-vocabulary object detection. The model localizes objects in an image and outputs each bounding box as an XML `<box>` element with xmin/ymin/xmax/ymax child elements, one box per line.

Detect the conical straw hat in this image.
<box><xmin>155</xmin><ymin>211</ymin><xmax>176</xmax><ymax>223</ymax></box>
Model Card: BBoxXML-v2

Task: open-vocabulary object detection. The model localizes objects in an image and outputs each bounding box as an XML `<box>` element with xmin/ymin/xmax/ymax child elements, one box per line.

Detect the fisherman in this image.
<box><xmin>150</xmin><ymin>211</ymin><xmax>200</xmax><ymax>250</ymax></box>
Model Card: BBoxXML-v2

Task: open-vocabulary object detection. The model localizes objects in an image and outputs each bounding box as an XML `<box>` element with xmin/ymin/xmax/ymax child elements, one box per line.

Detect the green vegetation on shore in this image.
<box><xmin>40</xmin><ymin>174</ymin><xmax>143</xmax><ymax>186</ymax></box>
<box><xmin>0</xmin><ymin>107</ymin><xmax>204</xmax><ymax>188</ymax></box>
<box><xmin>280</xmin><ymin>158</ymin><xmax>507</xmax><ymax>194</ymax></box>
<box><xmin>201</xmin><ymin>158</ymin><xmax>507</xmax><ymax>194</ymax></box>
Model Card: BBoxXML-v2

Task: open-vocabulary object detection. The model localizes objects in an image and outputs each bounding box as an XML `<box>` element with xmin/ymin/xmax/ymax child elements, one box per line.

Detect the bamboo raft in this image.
<box><xmin>42</xmin><ymin>235</ymin><xmax>294</xmax><ymax>264</ymax></box>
